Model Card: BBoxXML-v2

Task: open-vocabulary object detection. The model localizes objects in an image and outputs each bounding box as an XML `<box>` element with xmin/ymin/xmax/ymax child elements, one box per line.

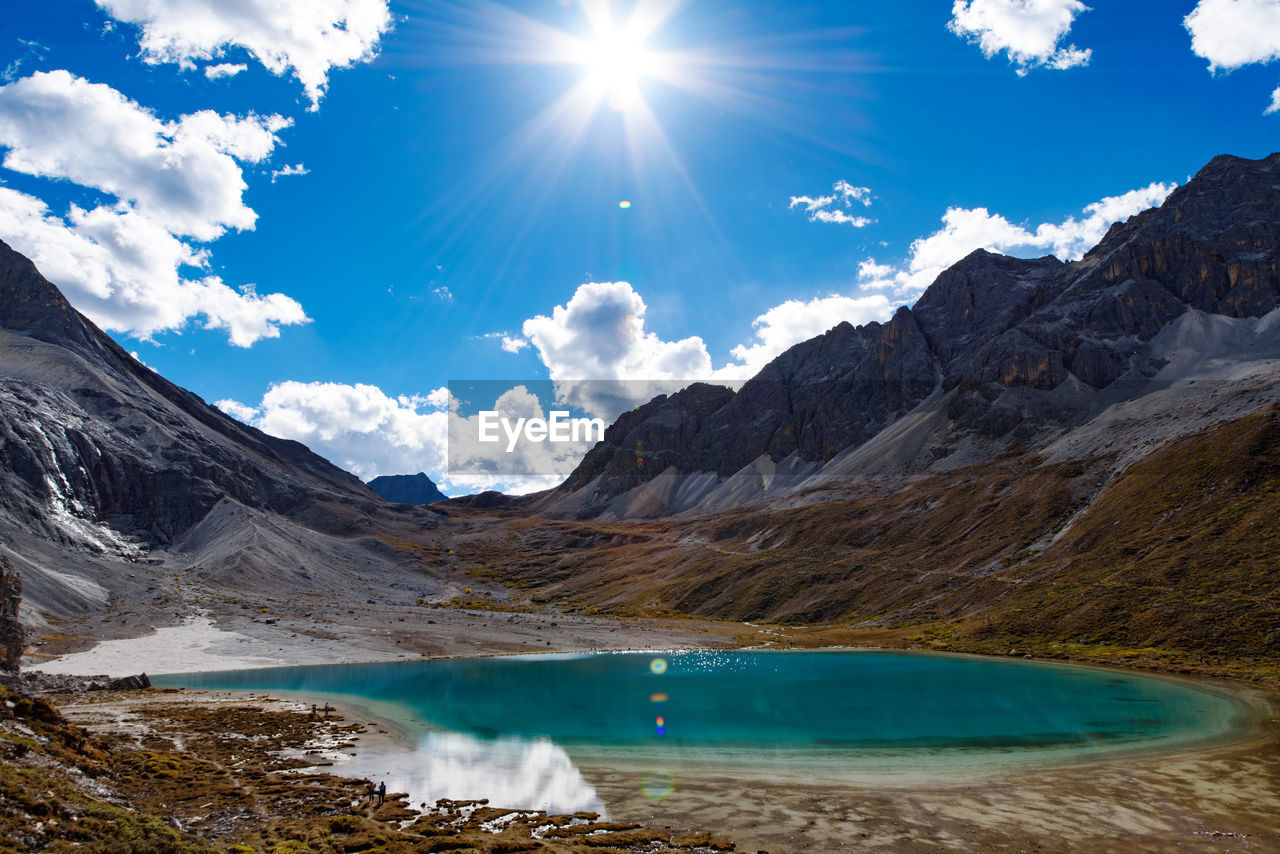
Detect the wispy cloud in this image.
<box><xmin>269</xmin><ymin>162</ymin><xmax>309</xmax><ymax>182</ymax></box>
<box><xmin>789</xmin><ymin>179</ymin><xmax>874</xmax><ymax>227</ymax></box>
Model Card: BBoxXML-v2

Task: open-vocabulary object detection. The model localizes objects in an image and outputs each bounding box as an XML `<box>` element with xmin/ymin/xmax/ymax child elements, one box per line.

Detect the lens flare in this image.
<box><xmin>618</xmin><ymin>200</ymin><xmax>632</xmax><ymax>209</ymax></box>
<box><xmin>649</xmin><ymin>657</ymin><xmax>668</xmax><ymax>675</ymax></box>
<box><xmin>641</xmin><ymin>771</ymin><xmax>675</xmax><ymax>800</ymax></box>
<box><xmin>649</xmin><ymin>692</ymin><xmax>668</xmax><ymax>703</ymax></box>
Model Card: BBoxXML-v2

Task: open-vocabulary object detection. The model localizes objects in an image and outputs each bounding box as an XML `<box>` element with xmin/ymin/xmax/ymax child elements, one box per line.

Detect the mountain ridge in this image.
<box><xmin>0</xmin><ymin>238</ymin><xmax>453</xmax><ymax>630</ymax></box>
<box><xmin>533</xmin><ymin>152</ymin><xmax>1280</xmax><ymax>521</ymax></box>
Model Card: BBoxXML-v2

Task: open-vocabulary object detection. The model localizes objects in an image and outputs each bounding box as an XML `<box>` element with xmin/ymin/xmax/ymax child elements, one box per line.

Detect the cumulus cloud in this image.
<box><xmin>727</xmin><ymin>294</ymin><xmax>893</xmax><ymax>376</ymax></box>
<box><xmin>216</xmin><ymin>398</ymin><xmax>261</xmax><ymax>422</ymax></box>
<box><xmin>204</xmin><ymin>62</ymin><xmax>246</xmax><ymax>79</ymax></box>
<box><xmin>218</xmin><ymin>381</ymin><xmax>449</xmax><ymax>481</ymax></box>
<box><xmin>0</xmin><ymin>188</ymin><xmax>307</xmax><ymax>346</ymax></box>
<box><xmin>0</xmin><ymin>71</ymin><xmax>308</xmax><ymax>345</ymax></box>
<box><xmin>948</xmin><ymin>0</ymin><xmax>1092</xmax><ymax>74</ymax></box>
<box><xmin>96</xmin><ymin>0</ymin><xmax>394</xmax><ymax>109</ymax></box>
<box><xmin>0</xmin><ymin>71</ymin><xmax>286</xmax><ymax>240</ymax></box>
<box><xmin>1184</xmin><ymin>0</ymin><xmax>1280</xmax><ymax>113</ymax></box>
<box><xmin>789</xmin><ymin>180</ymin><xmax>874</xmax><ymax>227</ymax></box>
<box><xmin>523</xmin><ymin>281</ymin><xmax>715</xmax><ymax>383</ymax></box>
<box><xmin>857</xmin><ymin>180</ymin><xmax>1176</xmax><ymax>299</ymax></box>
<box><xmin>218</xmin><ymin>381</ymin><xmax>569</xmax><ymax>495</ymax></box>
<box><xmin>500</xmin><ymin>336</ymin><xmax>528</xmax><ymax>353</ymax></box>
<box><xmin>519</xmin><ymin>281</ymin><xmax>895</xmax><ymax>417</ymax></box>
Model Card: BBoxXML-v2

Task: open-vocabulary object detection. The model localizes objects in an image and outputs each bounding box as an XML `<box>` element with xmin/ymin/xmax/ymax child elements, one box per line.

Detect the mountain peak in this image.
<box><xmin>367</xmin><ymin>472</ymin><xmax>447</xmax><ymax>505</ymax></box>
<box><xmin>0</xmin><ymin>239</ymin><xmax>106</xmax><ymax>359</ymax></box>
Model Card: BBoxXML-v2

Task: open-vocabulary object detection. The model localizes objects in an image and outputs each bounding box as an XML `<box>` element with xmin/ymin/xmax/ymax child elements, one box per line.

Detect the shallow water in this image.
<box><xmin>153</xmin><ymin>650</ymin><xmax>1255</xmax><ymax>813</ymax></box>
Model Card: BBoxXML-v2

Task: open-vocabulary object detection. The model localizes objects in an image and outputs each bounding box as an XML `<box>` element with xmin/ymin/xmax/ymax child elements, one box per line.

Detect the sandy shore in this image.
<box><xmin>28</xmin><ymin>613</ymin><xmax>1280</xmax><ymax>852</ymax></box>
<box><xmin>27</xmin><ymin>605</ymin><xmax>737</xmax><ymax>676</ymax></box>
<box><xmin>52</xmin><ymin>675</ymin><xmax>1280</xmax><ymax>853</ymax></box>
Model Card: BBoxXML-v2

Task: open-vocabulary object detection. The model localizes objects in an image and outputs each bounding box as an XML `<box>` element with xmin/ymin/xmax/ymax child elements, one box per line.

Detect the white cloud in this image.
<box><xmin>789</xmin><ymin>180</ymin><xmax>874</xmax><ymax>226</ymax></box>
<box><xmin>432</xmin><ymin>285</ymin><xmax>453</xmax><ymax>302</ymax></box>
<box><xmin>727</xmin><ymin>294</ymin><xmax>893</xmax><ymax>377</ymax></box>
<box><xmin>809</xmin><ymin>210</ymin><xmax>873</xmax><ymax>227</ymax></box>
<box><xmin>215</xmin><ymin>398</ymin><xmax>260</xmax><ymax>422</ymax></box>
<box><xmin>0</xmin><ymin>188</ymin><xmax>307</xmax><ymax>346</ymax></box>
<box><xmin>219</xmin><ymin>381</ymin><xmax>449</xmax><ymax>481</ymax></box>
<box><xmin>204</xmin><ymin>62</ymin><xmax>246</xmax><ymax>79</ymax></box>
<box><xmin>857</xmin><ymin>181</ymin><xmax>1176</xmax><ymax>299</ymax></box>
<box><xmin>96</xmin><ymin>0</ymin><xmax>394</xmax><ymax>110</ymax></box>
<box><xmin>1185</xmin><ymin>0</ymin><xmax>1280</xmax><ymax>112</ymax></box>
<box><xmin>500</xmin><ymin>336</ymin><xmax>529</xmax><ymax>353</ymax></box>
<box><xmin>523</xmin><ymin>282</ymin><xmax>715</xmax><ymax>384</ymax></box>
<box><xmin>1186</xmin><ymin>0</ymin><xmax>1280</xmax><ymax>70</ymax></box>
<box><xmin>519</xmin><ymin>281</ymin><xmax>895</xmax><ymax>416</ymax></box>
<box><xmin>948</xmin><ymin>0</ymin><xmax>1092</xmax><ymax>75</ymax></box>
<box><xmin>0</xmin><ymin>71</ymin><xmax>288</xmax><ymax>241</ymax></box>
<box><xmin>219</xmin><ymin>381</ymin><xmax>566</xmax><ymax>495</ymax></box>
<box><xmin>269</xmin><ymin>162</ymin><xmax>309</xmax><ymax>182</ymax></box>
<box><xmin>0</xmin><ymin>71</ymin><xmax>307</xmax><ymax>345</ymax></box>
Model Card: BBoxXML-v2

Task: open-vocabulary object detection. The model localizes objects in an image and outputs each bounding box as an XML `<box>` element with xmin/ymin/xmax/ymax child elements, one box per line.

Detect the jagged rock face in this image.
<box><xmin>0</xmin><ymin>557</ymin><xmax>23</xmax><ymax>673</ymax></box>
<box><xmin>562</xmin><ymin>382</ymin><xmax>736</xmax><ymax>491</ymax></box>
<box><xmin>0</xmin><ymin>239</ymin><xmax>448</xmax><ymax>623</ymax></box>
<box><xmin>0</xmin><ymin>239</ymin><xmax>385</xmax><ymax>548</ymax></box>
<box><xmin>967</xmin><ymin>153</ymin><xmax>1280</xmax><ymax>393</ymax></box>
<box><xmin>547</xmin><ymin>152</ymin><xmax>1280</xmax><ymax>517</ymax></box>
<box><xmin>367</xmin><ymin>472</ymin><xmax>447</xmax><ymax>505</ymax></box>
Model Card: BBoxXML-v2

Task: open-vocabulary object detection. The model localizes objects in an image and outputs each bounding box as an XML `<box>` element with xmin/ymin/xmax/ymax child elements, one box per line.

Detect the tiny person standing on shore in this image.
<box><xmin>377</xmin><ymin>780</ymin><xmax>386</xmax><ymax>805</ymax></box>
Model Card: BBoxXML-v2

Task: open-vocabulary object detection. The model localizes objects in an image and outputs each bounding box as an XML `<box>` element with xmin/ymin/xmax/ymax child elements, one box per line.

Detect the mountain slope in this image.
<box><xmin>0</xmin><ymin>239</ymin><xmax>448</xmax><ymax>629</ymax></box>
<box><xmin>536</xmin><ymin>153</ymin><xmax>1280</xmax><ymax>521</ymax></box>
<box><xmin>450</xmin><ymin>402</ymin><xmax>1280</xmax><ymax>677</ymax></box>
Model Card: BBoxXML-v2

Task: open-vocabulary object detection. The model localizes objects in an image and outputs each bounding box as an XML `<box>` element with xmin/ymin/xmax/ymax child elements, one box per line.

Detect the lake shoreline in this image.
<box><xmin>46</xmin><ymin>663</ymin><xmax>1280</xmax><ymax>853</ymax></box>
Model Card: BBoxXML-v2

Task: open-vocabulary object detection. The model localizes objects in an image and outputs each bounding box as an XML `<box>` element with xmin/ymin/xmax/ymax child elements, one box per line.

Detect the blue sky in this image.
<box><xmin>1</xmin><ymin>0</ymin><xmax>1278</xmax><ymax>493</ymax></box>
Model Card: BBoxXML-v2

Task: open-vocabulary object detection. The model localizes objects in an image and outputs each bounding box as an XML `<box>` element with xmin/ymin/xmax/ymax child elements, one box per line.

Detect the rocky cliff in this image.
<box><xmin>537</xmin><ymin>153</ymin><xmax>1280</xmax><ymax>520</ymax></box>
<box><xmin>0</xmin><ymin>239</ymin><xmax>449</xmax><ymax>634</ymax></box>
<box><xmin>0</xmin><ymin>557</ymin><xmax>22</xmax><ymax>672</ymax></box>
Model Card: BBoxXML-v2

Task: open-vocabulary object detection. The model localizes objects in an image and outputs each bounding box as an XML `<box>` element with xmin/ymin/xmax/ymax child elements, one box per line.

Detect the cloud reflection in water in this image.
<box><xmin>331</xmin><ymin>730</ymin><xmax>607</xmax><ymax>816</ymax></box>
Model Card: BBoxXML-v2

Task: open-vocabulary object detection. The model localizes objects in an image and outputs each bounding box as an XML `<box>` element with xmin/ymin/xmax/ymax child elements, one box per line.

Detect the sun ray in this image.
<box><xmin>393</xmin><ymin>0</ymin><xmax>880</xmax><ymax>301</ymax></box>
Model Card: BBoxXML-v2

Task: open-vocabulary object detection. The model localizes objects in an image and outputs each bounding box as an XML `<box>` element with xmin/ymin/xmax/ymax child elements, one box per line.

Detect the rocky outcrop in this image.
<box><xmin>0</xmin><ymin>557</ymin><xmax>22</xmax><ymax>673</ymax></box>
<box><xmin>0</xmin><ymin>239</ymin><xmax>446</xmax><ymax>622</ymax></box>
<box><xmin>367</xmin><ymin>472</ymin><xmax>447</xmax><ymax>505</ymax></box>
<box><xmin>541</xmin><ymin>153</ymin><xmax>1280</xmax><ymax>518</ymax></box>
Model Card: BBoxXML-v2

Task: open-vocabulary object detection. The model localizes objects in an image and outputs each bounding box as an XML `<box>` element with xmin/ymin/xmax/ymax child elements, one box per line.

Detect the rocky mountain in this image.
<box><xmin>535</xmin><ymin>152</ymin><xmax>1280</xmax><ymax>520</ymax></box>
<box><xmin>367</xmin><ymin>472</ymin><xmax>447</xmax><ymax>505</ymax></box>
<box><xmin>0</xmin><ymin>239</ymin><xmax>450</xmax><ymax>635</ymax></box>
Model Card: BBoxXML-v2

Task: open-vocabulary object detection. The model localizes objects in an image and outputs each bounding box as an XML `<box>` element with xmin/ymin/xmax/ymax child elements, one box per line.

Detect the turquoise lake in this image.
<box><xmin>155</xmin><ymin>649</ymin><xmax>1248</xmax><ymax>754</ymax></box>
<box><xmin>153</xmin><ymin>650</ymin><xmax>1259</xmax><ymax>814</ymax></box>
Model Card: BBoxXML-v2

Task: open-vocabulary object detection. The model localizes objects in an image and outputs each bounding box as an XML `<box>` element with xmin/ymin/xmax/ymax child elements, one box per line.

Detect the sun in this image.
<box><xmin>569</xmin><ymin>15</ymin><xmax>665</xmax><ymax>111</ymax></box>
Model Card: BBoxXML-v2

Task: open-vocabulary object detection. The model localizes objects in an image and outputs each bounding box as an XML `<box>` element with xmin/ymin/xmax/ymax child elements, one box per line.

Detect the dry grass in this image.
<box><xmin>444</xmin><ymin>406</ymin><xmax>1280</xmax><ymax>685</ymax></box>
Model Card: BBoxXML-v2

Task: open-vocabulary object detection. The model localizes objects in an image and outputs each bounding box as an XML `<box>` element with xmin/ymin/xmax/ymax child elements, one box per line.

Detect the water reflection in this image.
<box><xmin>328</xmin><ymin>729</ymin><xmax>607</xmax><ymax>816</ymax></box>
